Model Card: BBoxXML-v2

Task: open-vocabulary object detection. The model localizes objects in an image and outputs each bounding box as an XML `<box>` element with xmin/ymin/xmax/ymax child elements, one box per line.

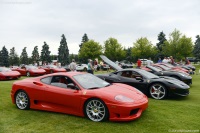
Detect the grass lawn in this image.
<box><xmin>0</xmin><ymin>67</ymin><xmax>200</xmax><ymax>133</ymax></box>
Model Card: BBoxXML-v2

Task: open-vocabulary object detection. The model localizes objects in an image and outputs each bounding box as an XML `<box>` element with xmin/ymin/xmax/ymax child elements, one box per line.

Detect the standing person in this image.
<box><xmin>158</xmin><ymin>58</ymin><xmax>162</xmax><ymax>63</ymax></box>
<box><xmin>87</xmin><ymin>59</ymin><xmax>94</xmax><ymax>74</ymax></box>
<box><xmin>185</xmin><ymin>57</ymin><xmax>190</xmax><ymax>65</ymax></box>
<box><xmin>69</xmin><ymin>59</ymin><xmax>76</xmax><ymax>71</ymax></box>
<box><xmin>147</xmin><ymin>57</ymin><xmax>153</xmax><ymax>66</ymax></box>
<box><xmin>136</xmin><ymin>58</ymin><xmax>142</xmax><ymax>68</ymax></box>
<box><xmin>94</xmin><ymin>59</ymin><xmax>98</xmax><ymax>71</ymax></box>
<box><xmin>170</xmin><ymin>56</ymin><xmax>175</xmax><ymax>65</ymax></box>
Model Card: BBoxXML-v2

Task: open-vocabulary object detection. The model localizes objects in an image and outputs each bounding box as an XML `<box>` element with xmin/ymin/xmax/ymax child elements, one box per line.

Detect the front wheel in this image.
<box><xmin>15</xmin><ymin>90</ymin><xmax>30</xmax><ymax>110</ymax></box>
<box><xmin>84</xmin><ymin>99</ymin><xmax>109</xmax><ymax>122</ymax></box>
<box><xmin>149</xmin><ymin>83</ymin><xmax>167</xmax><ymax>100</ymax></box>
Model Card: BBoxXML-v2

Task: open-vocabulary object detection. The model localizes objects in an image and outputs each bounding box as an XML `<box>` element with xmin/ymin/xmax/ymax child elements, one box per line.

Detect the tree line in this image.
<box><xmin>0</xmin><ymin>29</ymin><xmax>200</xmax><ymax>67</ymax></box>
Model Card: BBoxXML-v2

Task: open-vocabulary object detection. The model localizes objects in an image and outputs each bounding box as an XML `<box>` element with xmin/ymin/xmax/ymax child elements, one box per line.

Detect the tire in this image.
<box><xmin>83</xmin><ymin>67</ymin><xmax>87</xmax><ymax>72</ymax></box>
<box><xmin>84</xmin><ymin>99</ymin><xmax>109</xmax><ymax>122</ymax></box>
<box><xmin>15</xmin><ymin>90</ymin><xmax>30</xmax><ymax>110</ymax></box>
<box><xmin>149</xmin><ymin>83</ymin><xmax>167</xmax><ymax>100</ymax></box>
<box><xmin>26</xmin><ymin>72</ymin><xmax>30</xmax><ymax>77</ymax></box>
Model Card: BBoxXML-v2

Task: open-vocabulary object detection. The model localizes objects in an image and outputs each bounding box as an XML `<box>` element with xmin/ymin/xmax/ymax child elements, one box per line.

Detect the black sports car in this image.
<box><xmin>96</xmin><ymin>55</ymin><xmax>190</xmax><ymax>100</ymax></box>
<box><xmin>143</xmin><ymin>65</ymin><xmax>192</xmax><ymax>85</ymax></box>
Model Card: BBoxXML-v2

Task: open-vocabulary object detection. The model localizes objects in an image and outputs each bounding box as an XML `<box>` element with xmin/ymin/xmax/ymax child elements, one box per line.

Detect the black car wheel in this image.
<box><xmin>149</xmin><ymin>83</ymin><xmax>167</xmax><ymax>100</ymax></box>
<box><xmin>15</xmin><ymin>90</ymin><xmax>30</xmax><ymax>110</ymax></box>
<box><xmin>84</xmin><ymin>99</ymin><xmax>109</xmax><ymax>122</ymax></box>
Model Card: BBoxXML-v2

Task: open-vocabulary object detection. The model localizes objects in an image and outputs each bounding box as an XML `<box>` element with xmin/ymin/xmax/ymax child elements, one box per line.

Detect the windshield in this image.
<box><xmin>147</xmin><ymin>66</ymin><xmax>162</xmax><ymax>72</ymax></box>
<box><xmin>0</xmin><ymin>67</ymin><xmax>12</xmax><ymax>72</ymax></box>
<box><xmin>73</xmin><ymin>73</ymin><xmax>110</xmax><ymax>89</ymax></box>
<box><xmin>161</xmin><ymin>63</ymin><xmax>173</xmax><ymax>68</ymax></box>
<box><xmin>26</xmin><ymin>66</ymin><xmax>38</xmax><ymax>70</ymax></box>
<box><xmin>49</xmin><ymin>65</ymin><xmax>57</xmax><ymax>68</ymax></box>
<box><xmin>138</xmin><ymin>69</ymin><xmax>159</xmax><ymax>79</ymax></box>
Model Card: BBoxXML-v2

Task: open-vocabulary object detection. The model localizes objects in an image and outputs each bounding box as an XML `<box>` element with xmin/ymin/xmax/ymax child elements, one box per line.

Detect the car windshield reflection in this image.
<box><xmin>73</xmin><ymin>73</ymin><xmax>110</xmax><ymax>89</ymax></box>
<box><xmin>138</xmin><ymin>69</ymin><xmax>159</xmax><ymax>79</ymax></box>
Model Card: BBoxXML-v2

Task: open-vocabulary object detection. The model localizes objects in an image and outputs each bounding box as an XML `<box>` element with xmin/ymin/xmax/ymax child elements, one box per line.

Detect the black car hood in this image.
<box><xmin>159</xmin><ymin>76</ymin><xmax>189</xmax><ymax>87</ymax></box>
<box><xmin>100</xmin><ymin>55</ymin><xmax>123</xmax><ymax>71</ymax></box>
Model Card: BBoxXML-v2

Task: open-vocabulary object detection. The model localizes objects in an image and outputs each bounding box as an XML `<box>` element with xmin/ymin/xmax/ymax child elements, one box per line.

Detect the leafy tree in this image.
<box><xmin>132</xmin><ymin>37</ymin><xmax>157</xmax><ymax>61</ymax></box>
<box><xmin>193</xmin><ymin>35</ymin><xmax>200</xmax><ymax>59</ymax></box>
<box><xmin>41</xmin><ymin>42</ymin><xmax>51</xmax><ymax>64</ymax></box>
<box><xmin>9</xmin><ymin>47</ymin><xmax>19</xmax><ymax>66</ymax></box>
<box><xmin>162</xmin><ymin>29</ymin><xmax>181</xmax><ymax>59</ymax></box>
<box><xmin>58</xmin><ymin>34</ymin><xmax>70</xmax><ymax>65</ymax></box>
<box><xmin>1</xmin><ymin>46</ymin><xmax>9</xmax><ymax>67</ymax></box>
<box><xmin>79</xmin><ymin>40</ymin><xmax>102</xmax><ymax>62</ymax></box>
<box><xmin>176</xmin><ymin>35</ymin><xmax>193</xmax><ymax>59</ymax></box>
<box><xmin>31</xmin><ymin>46</ymin><xmax>40</xmax><ymax>64</ymax></box>
<box><xmin>20</xmin><ymin>47</ymin><xmax>29</xmax><ymax>65</ymax></box>
<box><xmin>104</xmin><ymin>37</ymin><xmax>126</xmax><ymax>61</ymax></box>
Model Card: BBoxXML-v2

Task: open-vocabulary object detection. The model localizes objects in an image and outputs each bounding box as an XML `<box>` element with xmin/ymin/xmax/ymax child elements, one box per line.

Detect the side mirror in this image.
<box><xmin>136</xmin><ymin>77</ymin><xmax>143</xmax><ymax>81</ymax></box>
<box><xmin>67</xmin><ymin>83</ymin><xmax>79</xmax><ymax>90</ymax></box>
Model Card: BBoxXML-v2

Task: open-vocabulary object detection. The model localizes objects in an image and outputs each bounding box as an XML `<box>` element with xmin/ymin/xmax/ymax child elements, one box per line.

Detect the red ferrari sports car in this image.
<box><xmin>15</xmin><ymin>65</ymin><xmax>46</xmax><ymax>77</ymax></box>
<box><xmin>0</xmin><ymin>67</ymin><xmax>21</xmax><ymax>80</ymax></box>
<box><xmin>11</xmin><ymin>72</ymin><xmax>148</xmax><ymax>122</ymax></box>
<box><xmin>40</xmin><ymin>65</ymin><xmax>66</xmax><ymax>74</ymax></box>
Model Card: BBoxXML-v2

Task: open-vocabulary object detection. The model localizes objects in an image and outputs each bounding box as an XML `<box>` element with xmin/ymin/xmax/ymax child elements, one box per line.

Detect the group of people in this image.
<box><xmin>159</xmin><ymin>56</ymin><xmax>190</xmax><ymax>65</ymax></box>
<box><xmin>69</xmin><ymin>59</ymin><xmax>98</xmax><ymax>74</ymax></box>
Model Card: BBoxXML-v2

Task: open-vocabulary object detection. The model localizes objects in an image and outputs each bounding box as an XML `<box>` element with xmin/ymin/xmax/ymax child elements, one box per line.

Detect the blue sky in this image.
<box><xmin>0</xmin><ymin>0</ymin><xmax>199</xmax><ymax>55</ymax></box>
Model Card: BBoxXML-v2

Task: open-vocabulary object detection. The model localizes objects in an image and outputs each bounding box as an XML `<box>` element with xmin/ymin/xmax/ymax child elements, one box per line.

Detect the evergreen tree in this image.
<box><xmin>40</xmin><ymin>42</ymin><xmax>51</xmax><ymax>64</ymax></box>
<box><xmin>124</xmin><ymin>47</ymin><xmax>133</xmax><ymax>62</ymax></box>
<box><xmin>193</xmin><ymin>35</ymin><xmax>200</xmax><ymax>59</ymax></box>
<box><xmin>58</xmin><ymin>34</ymin><xmax>70</xmax><ymax>65</ymax></box>
<box><xmin>157</xmin><ymin>31</ymin><xmax>167</xmax><ymax>52</ymax></box>
<box><xmin>31</xmin><ymin>46</ymin><xmax>40</xmax><ymax>65</ymax></box>
<box><xmin>0</xmin><ymin>50</ymin><xmax>2</xmax><ymax>66</ymax></box>
<box><xmin>79</xmin><ymin>33</ymin><xmax>89</xmax><ymax>50</ymax></box>
<box><xmin>9</xmin><ymin>47</ymin><xmax>19</xmax><ymax>66</ymax></box>
<box><xmin>1</xmin><ymin>46</ymin><xmax>9</xmax><ymax>67</ymax></box>
<box><xmin>20</xmin><ymin>47</ymin><xmax>29</xmax><ymax>65</ymax></box>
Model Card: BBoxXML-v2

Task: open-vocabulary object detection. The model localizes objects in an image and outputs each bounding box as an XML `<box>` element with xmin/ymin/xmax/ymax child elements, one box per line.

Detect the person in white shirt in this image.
<box><xmin>69</xmin><ymin>59</ymin><xmax>76</xmax><ymax>71</ymax></box>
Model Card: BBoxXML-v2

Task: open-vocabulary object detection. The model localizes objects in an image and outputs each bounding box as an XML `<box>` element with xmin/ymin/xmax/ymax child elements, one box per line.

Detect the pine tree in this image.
<box><xmin>32</xmin><ymin>46</ymin><xmax>40</xmax><ymax>65</ymax></box>
<box><xmin>1</xmin><ymin>46</ymin><xmax>9</xmax><ymax>67</ymax></box>
<box><xmin>9</xmin><ymin>47</ymin><xmax>19</xmax><ymax>66</ymax></box>
<box><xmin>156</xmin><ymin>31</ymin><xmax>167</xmax><ymax>52</ymax></box>
<box><xmin>58</xmin><ymin>34</ymin><xmax>69</xmax><ymax>65</ymax></box>
<box><xmin>193</xmin><ymin>35</ymin><xmax>200</xmax><ymax>59</ymax></box>
<box><xmin>40</xmin><ymin>42</ymin><xmax>51</xmax><ymax>64</ymax></box>
<box><xmin>79</xmin><ymin>33</ymin><xmax>89</xmax><ymax>51</ymax></box>
<box><xmin>20</xmin><ymin>47</ymin><xmax>29</xmax><ymax>65</ymax></box>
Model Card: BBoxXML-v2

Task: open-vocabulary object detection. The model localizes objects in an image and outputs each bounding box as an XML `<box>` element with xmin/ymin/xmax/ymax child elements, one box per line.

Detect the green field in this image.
<box><xmin>0</xmin><ymin>67</ymin><xmax>200</xmax><ymax>133</ymax></box>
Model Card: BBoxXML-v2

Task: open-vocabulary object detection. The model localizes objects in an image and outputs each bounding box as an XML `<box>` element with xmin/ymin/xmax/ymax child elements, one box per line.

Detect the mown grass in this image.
<box><xmin>0</xmin><ymin>67</ymin><xmax>200</xmax><ymax>133</ymax></box>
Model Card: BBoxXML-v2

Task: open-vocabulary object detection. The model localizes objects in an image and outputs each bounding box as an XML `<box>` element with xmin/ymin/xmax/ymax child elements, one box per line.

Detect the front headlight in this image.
<box><xmin>115</xmin><ymin>95</ymin><xmax>134</xmax><ymax>102</ymax></box>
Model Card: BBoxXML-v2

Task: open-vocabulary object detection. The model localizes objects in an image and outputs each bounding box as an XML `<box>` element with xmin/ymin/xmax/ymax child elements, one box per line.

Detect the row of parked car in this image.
<box><xmin>1</xmin><ymin>55</ymin><xmax>196</xmax><ymax>122</ymax></box>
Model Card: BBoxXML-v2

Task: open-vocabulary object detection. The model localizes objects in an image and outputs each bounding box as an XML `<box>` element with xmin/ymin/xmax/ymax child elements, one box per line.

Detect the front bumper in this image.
<box><xmin>107</xmin><ymin>98</ymin><xmax>148</xmax><ymax>121</ymax></box>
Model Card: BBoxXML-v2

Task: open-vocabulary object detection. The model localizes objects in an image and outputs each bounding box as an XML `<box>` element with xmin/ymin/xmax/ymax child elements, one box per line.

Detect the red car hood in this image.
<box><xmin>0</xmin><ymin>71</ymin><xmax>21</xmax><ymax>76</ymax></box>
<box><xmin>88</xmin><ymin>83</ymin><xmax>146</xmax><ymax>102</ymax></box>
<box><xmin>53</xmin><ymin>68</ymin><xmax>66</xmax><ymax>72</ymax></box>
<box><xmin>30</xmin><ymin>69</ymin><xmax>46</xmax><ymax>73</ymax></box>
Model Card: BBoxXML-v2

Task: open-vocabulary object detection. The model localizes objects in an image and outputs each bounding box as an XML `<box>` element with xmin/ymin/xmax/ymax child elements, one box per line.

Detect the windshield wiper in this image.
<box><xmin>87</xmin><ymin>87</ymin><xmax>100</xmax><ymax>90</ymax></box>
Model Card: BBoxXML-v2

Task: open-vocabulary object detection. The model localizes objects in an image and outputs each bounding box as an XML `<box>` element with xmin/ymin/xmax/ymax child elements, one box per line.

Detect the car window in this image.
<box><xmin>41</xmin><ymin>76</ymin><xmax>52</xmax><ymax>84</ymax></box>
<box><xmin>50</xmin><ymin>75</ymin><xmax>76</xmax><ymax>89</ymax></box>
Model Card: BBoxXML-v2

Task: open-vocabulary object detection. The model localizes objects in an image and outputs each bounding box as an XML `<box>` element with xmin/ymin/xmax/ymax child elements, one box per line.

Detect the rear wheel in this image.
<box><xmin>149</xmin><ymin>83</ymin><xmax>167</xmax><ymax>100</ymax></box>
<box><xmin>15</xmin><ymin>90</ymin><xmax>30</xmax><ymax>110</ymax></box>
<box><xmin>83</xmin><ymin>67</ymin><xmax>87</xmax><ymax>71</ymax></box>
<box><xmin>84</xmin><ymin>99</ymin><xmax>109</xmax><ymax>122</ymax></box>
